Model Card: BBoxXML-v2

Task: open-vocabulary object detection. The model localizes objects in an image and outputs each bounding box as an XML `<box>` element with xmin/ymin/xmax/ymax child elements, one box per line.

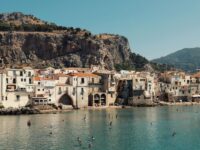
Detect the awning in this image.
<box><xmin>192</xmin><ymin>95</ymin><xmax>200</xmax><ymax>98</ymax></box>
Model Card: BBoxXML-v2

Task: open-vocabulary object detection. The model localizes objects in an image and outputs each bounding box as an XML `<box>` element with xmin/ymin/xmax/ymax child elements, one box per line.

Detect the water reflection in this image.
<box><xmin>1</xmin><ymin>107</ymin><xmax>200</xmax><ymax>150</ymax></box>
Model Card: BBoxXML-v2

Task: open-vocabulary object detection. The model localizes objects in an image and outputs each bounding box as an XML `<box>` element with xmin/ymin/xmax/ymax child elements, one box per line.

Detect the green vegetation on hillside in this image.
<box><xmin>0</xmin><ymin>21</ymin><xmax>74</xmax><ymax>32</ymax></box>
<box><xmin>152</xmin><ymin>48</ymin><xmax>200</xmax><ymax>72</ymax></box>
<box><xmin>115</xmin><ymin>53</ymin><xmax>148</xmax><ymax>71</ymax></box>
<box><xmin>115</xmin><ymin>52</ymin><xmax>173</xmax><ymax>72</ymax></box>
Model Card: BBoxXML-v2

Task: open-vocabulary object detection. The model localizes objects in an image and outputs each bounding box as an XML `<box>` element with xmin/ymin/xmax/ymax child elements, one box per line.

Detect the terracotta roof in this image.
<box><xmin>42</xmin><ymin>77</ymin><xmax>56</xmax><ymax>81</ymax></box>
<box><xmin>33</xmin><ymin>76</ymin><xmax>41</xmax><ymax>81</ymax></box>
<box><xmin>68</xmin><ymin>73</ymin><xmax>99</xmax><ymax>77</ymax></box>
<box><xmin>64</xmin><ymin>67</ymin><xmax>90</xmax><ymax>70</ymax></box>
<box><xmin>192</xmin><ymin>72</ymin><xmax>200</xmax><ymax>78</ymax></box>
<box><xmin>33</xmin><ymin>76</ymin><xmax>57</xmax><ymax>81</ymax></box>
<box><xmin>55</xmin><ymin>73</ymin><xmax>69</xmax><ymax>77</ymax></box>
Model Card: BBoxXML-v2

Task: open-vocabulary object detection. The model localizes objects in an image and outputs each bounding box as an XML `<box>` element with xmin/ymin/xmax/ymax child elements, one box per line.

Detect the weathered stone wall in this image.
<box><xmin>0</xmin><ymin>31</ymin><xmax>132</xmax><ymax>70</ymax></box>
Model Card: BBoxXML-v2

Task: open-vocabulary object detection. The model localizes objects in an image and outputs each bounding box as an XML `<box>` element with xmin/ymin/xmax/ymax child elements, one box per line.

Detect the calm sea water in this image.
<box><xmin>1</xmin><ymin>106</ymin><xmax>200</xmax><ymax>150</ymax></box>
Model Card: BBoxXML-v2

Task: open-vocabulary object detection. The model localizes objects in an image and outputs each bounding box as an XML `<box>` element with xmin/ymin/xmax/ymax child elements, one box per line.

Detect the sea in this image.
<box><xmin>0</xmin><ymin>106</ymin><xmax>200</xmax><ymax>150</ymax></box>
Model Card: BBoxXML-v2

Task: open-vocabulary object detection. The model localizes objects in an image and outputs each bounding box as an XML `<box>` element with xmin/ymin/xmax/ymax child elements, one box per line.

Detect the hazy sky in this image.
<box><xmin>1</xmin><ymin>0</ymin><xmax>200</xmax><ymax>59</ymax></box>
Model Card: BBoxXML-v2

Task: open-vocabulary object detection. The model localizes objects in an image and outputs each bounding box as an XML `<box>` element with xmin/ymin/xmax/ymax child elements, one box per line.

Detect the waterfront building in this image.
<box><xmin>0</xmin><ymin>67</ymin><xmax>34</xmax><ymax>108</ymax></box>
<box><xmin>91</xmin><ymin>70</ymin><xmax>117</xmax><ymax>106</ymax></box>
<box><xmin>4</xmin><ymin>66</ymin><xmax>200</xmax><ymax>109</ymax></box>
<box><xmin>128</xmin><ymin>72</ymin><xmax>156</xmax><ymax>106</ymax></box>
<box><xmin>32</xmin><ymin>76</ymin><xmax>58</xmax><ymax>105</ymax></box>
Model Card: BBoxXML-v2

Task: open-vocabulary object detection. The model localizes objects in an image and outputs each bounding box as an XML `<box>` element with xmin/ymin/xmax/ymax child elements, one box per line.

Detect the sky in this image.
<box><xmin>1</xmin><ymin>0</ymin><xmax>200</xmax><ymax>60</ymax></box>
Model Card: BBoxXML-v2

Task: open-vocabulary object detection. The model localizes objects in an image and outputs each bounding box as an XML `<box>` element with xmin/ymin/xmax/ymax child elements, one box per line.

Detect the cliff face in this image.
<box><xmin>0</xmin><ymin>12</ymin><xmax>148</xmax><ymax>70</ymax></box>
<box><xmin>0</xmin><ymin>31</ymin><xmax>132</xmax><ymax>69</ymax></box>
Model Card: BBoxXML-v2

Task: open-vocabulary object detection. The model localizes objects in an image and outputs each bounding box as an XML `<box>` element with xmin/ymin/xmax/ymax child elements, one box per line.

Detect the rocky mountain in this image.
<box><xmin>152</xmin><ymin>47</ymin><xmax>200</xmax><ymax>72</ymax></box>
<box><xmin>0</xmin><ymin>12</ymin><xmax>150</xmax><ymax>70</ymax></box>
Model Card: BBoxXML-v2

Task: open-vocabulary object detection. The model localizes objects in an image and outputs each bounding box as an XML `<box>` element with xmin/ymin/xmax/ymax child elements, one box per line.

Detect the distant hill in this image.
<box><xmin>152</xmin><ymin>47</ymin><xmax>200</xmax><ymax>72</ymax></box>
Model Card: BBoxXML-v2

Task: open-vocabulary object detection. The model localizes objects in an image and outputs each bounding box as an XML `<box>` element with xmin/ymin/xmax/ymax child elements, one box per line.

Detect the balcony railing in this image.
<box><xmin>88</xmin><ymin>82</ymin><xmax>102</xmax><ymax>85</ymax></box>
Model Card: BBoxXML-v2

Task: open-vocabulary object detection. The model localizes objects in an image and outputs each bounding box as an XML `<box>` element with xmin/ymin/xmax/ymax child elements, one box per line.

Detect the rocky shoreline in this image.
<box><xmin>1</xmin><ymin>102</ymin><xmax>200</xmax><ymax>115</ymax></box>
<box><xmin>0</xmin><ymin>107</ymin><xmax>40</xmax><ymax>115</ymax></box>
<box><xmin>159</xmin><ymin>101</ymin><xmax>200</xmax><ymax>106</ymax></box>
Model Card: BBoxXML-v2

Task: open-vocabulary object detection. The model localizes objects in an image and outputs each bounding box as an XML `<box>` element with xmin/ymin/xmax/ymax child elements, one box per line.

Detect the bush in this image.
<box><xmin>0</xmin><ymin>21</ymin><xmax>69</xmax><ymax>32</ymax></box>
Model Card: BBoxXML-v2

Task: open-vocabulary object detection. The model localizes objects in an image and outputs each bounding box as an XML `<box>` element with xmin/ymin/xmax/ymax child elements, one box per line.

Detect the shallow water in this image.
<box><xmin>1</xmin><ymin>106</ymin><xmax>200</xmax><ymax>150</ymax></box>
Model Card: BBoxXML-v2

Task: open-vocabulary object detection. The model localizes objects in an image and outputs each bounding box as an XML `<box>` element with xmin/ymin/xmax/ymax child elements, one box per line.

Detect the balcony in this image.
<box><xmin>6</xmin><ymin>88</ymin><xmax>27</xmax><ymax>92</ymax></box>
<box><xmin>108</xmin><ymin>87</ymin><xmax>116</xmax><ymax>92</ymax></box>
<box><xmin>89</xmin><ymin>82</ymin><xmax>102</xmax><ymax>85</ymax></box>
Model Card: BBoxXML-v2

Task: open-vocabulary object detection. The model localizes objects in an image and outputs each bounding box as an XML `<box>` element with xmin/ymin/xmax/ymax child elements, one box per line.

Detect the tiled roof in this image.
<box><xmin>33</xmin><ymin>76</ymin><xmax>41</xmax><ymax>81</ymax></box>
<box><xmin>192</xmin><ymin>72</ymin><xmax>200</xmax><ymax>78</ymax></box>
<box><xmin>33</xmin><ymin>76</ymin><xmax>57</xmax><ymax>81</ymax></box>
<box><xmin>68</xmin><ymin>73</ymin><xmax>99</xmax><ymax>77</ymax></box>
<box><xmin>64</xmin><ymin>67</ymin><xmax>90</xmax><ymax>70</ymax></box>
<box><xmin>55</xmin><ymin>73</ymin><xmax>69</xmax><ymax>77</ymax></box>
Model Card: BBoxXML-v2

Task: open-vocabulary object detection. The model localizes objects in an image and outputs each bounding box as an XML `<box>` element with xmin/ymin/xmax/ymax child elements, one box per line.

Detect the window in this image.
<box><xmin>16</xmin><ymin>95</ymin><xmax>20</xmax><ymax>101</ymax></box>
<box><xmin>24</xmin><ymin>79</ymin><xmax>26</xmax><ymax>82</ymax></box>
<box><xmin>20</xmin><ymin>71</ymin><xmax>23</xmax><ymax>76</ymax></box>
<box><xmin>21</xmin><ymin>78</ymin><xmax>23</xmax><ymax>82</ymax></box>
<box><xmin>38</xmin><ymin>82</ymin><xmax>40</xmax><ymax>85</ymax></box>
<box><xmin>92</xmin><ymin>78</ymin><xmax>94</xmax><ymax>83</ymax></box>
<box><xmin>29</xmin><ymin>79</ymin><xmax>32</xmax><ymax>84</ymax></box>
<box><xmin>81</xmin><ymin>78</ymin><xmax>85</xmax><ymax>84</ymax></box>
<box><xmin>49</xmin><ymin>99</ymin><xmax>51</xmax><ymax>102</ymax></box>
<box><xmin>13</xmin><ymin>78</ymin><xmax>16</xmax><ymax>84</ymax></box>
<box><xmin>73</xmin><ymin>88</ymin><xmax>75</xmax><ymax>95</ymax></box>
<box><xmin>66</xmin><ymin>87</ymin><xmax>68</xmax><ymax>93</ymax></box>
<box><xmin>111</xmin><ymin>93</ymin><xmax>113</xmax><ymax>98</ymax></box>
<box><xmin>28</xmin><ymin>71</ymin><xmax>31</xmax><ymax>77</ymax></box>
<box><xmin>6</xmin><ymin>78</ymin><xmax>8</xmax><ymax>83</ymax></box>
<box><xmin>81</xmin><ymin>88</ymin><xmax>84</xmax><ymax>95</ymax></box>
<box><xmin>5</xmin><ymin>96</ymin><xmax>7</xmax><ymax>100</ymax></box>
<box><xmin>38</xmin><ymin>89</ymin><xmax>40</xmax><ymax>91</ymax></box>
<box><xmin>58</xmin><ymin>87</ymin><xmax>62</xmax><ymax>94</ymax></box>
<box><xmin>187</xmin><ymin>80</ymin><xmax>190</xmax><ymax>84</ymax></box>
